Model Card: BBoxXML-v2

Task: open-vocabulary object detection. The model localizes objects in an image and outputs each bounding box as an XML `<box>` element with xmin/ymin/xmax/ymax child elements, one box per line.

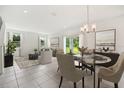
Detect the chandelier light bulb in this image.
<box><xmin>80</xmin><ymin>27</ymin><xmax>84</xmax><ymax>32</ymax></box>
<box><xmin>84</xmin><ymin>24</ymin><xmax>88</xmax><ymax>32</ymax></box>
<box><xmin>92</xmin><ymin>24</ymin><xmax>96</xmax><ymax>32</ymax></box>
<box><xmin>80</xmin><ymin>6</ymin><xmax>96</xmax><ymax>33</ymax></box>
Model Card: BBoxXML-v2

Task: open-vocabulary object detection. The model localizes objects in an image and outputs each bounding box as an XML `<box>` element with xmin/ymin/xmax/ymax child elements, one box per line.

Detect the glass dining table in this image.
<box><xmin>74</xmin><ymin>53</ymin><xmax>111</xmax><ymax>88</ymax></box>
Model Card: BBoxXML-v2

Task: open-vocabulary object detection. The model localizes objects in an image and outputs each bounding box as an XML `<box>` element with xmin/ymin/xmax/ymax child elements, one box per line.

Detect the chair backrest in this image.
<box><xmin>56</xmin><ymin>54</ymin><xmax>76</xmax><ymax>80</ymax></box>
<box><xmin>95</xmin><ymin>52</ymin><xmax>120</xmax><ymax>67</ymax></box>
<box><xmin>56</xmin><ymin>49</ymin><xmax>64</xmax><ymax>54</ymax></box>
<box><xmin>112</xmin><ymin>52</ymin><xmax>124</xmax><ymax>82</ymax></box>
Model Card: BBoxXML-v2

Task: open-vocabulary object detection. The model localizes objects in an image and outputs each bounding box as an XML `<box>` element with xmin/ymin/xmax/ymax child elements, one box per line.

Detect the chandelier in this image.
<box><xmin>80</xmin><ymin>5</ymin><xmax>96</xmax><ymax>33</ymax></box>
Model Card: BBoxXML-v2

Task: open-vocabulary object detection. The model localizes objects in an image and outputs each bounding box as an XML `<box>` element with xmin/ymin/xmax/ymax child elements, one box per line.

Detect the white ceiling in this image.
<box><xmin>0</xmin><ymin>5</ymin><xmax>124</xmax><ymax>34</ymax></box>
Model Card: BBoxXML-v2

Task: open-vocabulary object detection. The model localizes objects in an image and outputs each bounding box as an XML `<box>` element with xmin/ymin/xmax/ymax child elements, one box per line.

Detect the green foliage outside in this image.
<box><xmin>66</xmin><ymin>38</ymin><xmax>70</xmax><ymax>47</ymax></box>
<box><xmin>66</xmin><ymin>47</ymin><xmax>79</xmax><ymax>54</ymax></box>
<box><xmin>41</xmin><ymin>40</ymin><xmax>45</xmax><ymax>46</ymax></box>
<box><xmin>73</xmin><ymin>37</ymin><xmax>79</xmax><ymax>48</ymax></box>
<box><xmin>66</xmin><ymin>37</ymin><xmax>79</xmax><ymax>54</ymax></box>
<box><xmin>73</xmin><ymin>37</ymin><xmax>79</xmax><ymax>54</ymax></box>
<box><xmin>13</xmin><ymin>35</ymin><xmax>20</xmax><ymax>41</ymax></box>
<box><xmin>66</xmin><ymin>47</ymin><xmax>70</xmax><ymax>53</ymax></box>
<box><xmin>13</xmin><ymin>34</ymin><xmax>20</xmax><ymax>47</ymax></box>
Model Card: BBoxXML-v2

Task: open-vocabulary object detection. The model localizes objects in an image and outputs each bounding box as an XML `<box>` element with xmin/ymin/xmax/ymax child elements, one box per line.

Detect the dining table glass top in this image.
<box><xmin>74</xmin><ymin>53</ymin><xmax>111</xmax><ymax>65</ymax></box>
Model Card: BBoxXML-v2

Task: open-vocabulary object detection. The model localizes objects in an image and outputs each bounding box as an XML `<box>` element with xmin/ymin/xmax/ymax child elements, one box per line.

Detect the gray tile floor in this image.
<box><xmin>0</xmin><ymin>57</ymin><xmax>124</xmax><ymax>88</ymax></box>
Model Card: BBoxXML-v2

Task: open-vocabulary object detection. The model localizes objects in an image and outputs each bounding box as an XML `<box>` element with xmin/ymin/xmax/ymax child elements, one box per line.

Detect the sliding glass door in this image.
<box><xmin>73</xmin><ymin>37</ymin><xmax>79</xmax><ymax>54</ymax></box>
<box><xmin>66</xmin><ymin>37</ymin><xmax>70</xmax><ymax>53</ymax></box>
<box><xmin>65</xmin><ymin>36</ymin><xmax>79</xmax><ymax>54</ymax></box>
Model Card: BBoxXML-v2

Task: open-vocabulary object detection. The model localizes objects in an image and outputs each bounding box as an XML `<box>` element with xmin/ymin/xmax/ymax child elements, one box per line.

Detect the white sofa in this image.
<box><xmin>38</xmin><ymin>49</ymin><xmax>52</xmax><ymax>65</ymax></box>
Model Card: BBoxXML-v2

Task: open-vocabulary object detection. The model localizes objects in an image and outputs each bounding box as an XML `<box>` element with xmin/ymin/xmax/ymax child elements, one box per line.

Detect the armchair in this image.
<box><xmin>98</xmin><ymin>52</ymin><xmax>124</xmax><ymax>88</ymax></box>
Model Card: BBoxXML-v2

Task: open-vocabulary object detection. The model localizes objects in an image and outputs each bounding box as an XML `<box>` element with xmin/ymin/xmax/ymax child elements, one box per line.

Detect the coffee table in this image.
<box><xmin>29</xmin><ymin>53</ymin><xmax>38</xmax><ymax>60</ymax></box>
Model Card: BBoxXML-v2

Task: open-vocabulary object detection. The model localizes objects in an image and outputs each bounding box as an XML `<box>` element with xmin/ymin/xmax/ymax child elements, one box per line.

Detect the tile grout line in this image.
<box><xmin>13</xmin><ymin>66</ymin><xmax>19</xmax><ymax>88</ymax></box>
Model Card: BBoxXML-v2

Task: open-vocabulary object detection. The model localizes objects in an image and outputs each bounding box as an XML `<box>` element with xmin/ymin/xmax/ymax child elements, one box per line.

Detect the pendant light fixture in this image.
<box><xmin>80</xmin><ymin>5</ymin><xmax>96</xmax><ymax>33</ymax></box>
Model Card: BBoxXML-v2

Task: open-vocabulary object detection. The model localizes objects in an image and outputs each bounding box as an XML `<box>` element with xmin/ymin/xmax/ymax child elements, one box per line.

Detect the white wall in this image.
<box><xmin>86</xmin><ymin>16</ymin><xmax>124</xmax><ymax>53</ymax></box>
<box><xmin>21</xmin><ymin>32</ymin><xmax>39</xmax><ymax>56</ymax></box>
<box><xmin>86</xmin><ymin>32</ymin><xmax>95</xmax><ymax>49</ymax></box>
<box><xmin>79</xmin><ymin>34</ymin><xmax>84</xmax><ymax>48</ymax></box>
<box><xmin>6</xmin><ymin>28</ymin><xmax>48</xmax><ymax>57</ymax></box>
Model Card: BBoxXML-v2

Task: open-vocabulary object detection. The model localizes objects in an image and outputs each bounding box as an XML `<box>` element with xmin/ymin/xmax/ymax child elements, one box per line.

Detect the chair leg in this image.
<box><xmin>57</xmin><ymin>67</ymin><xmax>59</xmax><ymax>72</ymax></box>
<box><xmin>59</xmin><ymin>76</ymin><xmax>63</xmax><ymax>88</ymax></box>
<box><xmin>114</xmin><ymin>83</ymin><xmax>118</xmax><ymax>88</ymax></box>
<box><xmin>74</xmin><ymin>82</ymin><xmax>76</xmax><ymax>88</ymax></box>
<box><xmin>82</xmin><ymin>77</ymin><xmax>84</xmax><ymax>88</ymax></box>
<box><xmin>86</xmin><ymin>68</ymin><xmax>88</xmax><ymax>73</ymax></box>
<box><xmin>81</xmin><ymin>63</ymin><xmax>85</xmax><ymax>71</ymax></box>
<box><xmin>98</xmin><ymin>78</ymin><xmax>101</xmax><ymax>88</ymax></box>
<box><xmin>91</xmin><ymin>65</ymin><xmax>93</xmax><ymax>75</ymax></box>
<box><xmin>79</xmin><ymin>62</ymin><xmax>80</xmax><ymax>68</ymax></box>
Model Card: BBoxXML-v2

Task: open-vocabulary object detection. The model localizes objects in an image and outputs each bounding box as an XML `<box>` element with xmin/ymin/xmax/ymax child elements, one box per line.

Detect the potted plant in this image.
<box><xmin>4</xmin><ymin>40</ymin><xmax>16</xmax><ymax>67</ymax></box>
<box><xmin>34</xmin><ymin>48</ymin><xmax>38</xmax><ymax>54</ymax></box>
<box><xmin>78</xmin><ymin>46</ymin><xmax>88</xmax><ymax>57</ymax></box>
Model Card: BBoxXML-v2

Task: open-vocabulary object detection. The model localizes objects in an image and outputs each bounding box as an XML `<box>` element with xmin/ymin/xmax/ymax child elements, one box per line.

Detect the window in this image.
<box><xmin>13</xmin><ymin>33</ymin><xmax>20</xmax><ymax>47</ymax></box>
<box><xmin>39</xmin><ymin>36</ymin><xmax>47</xmax><ymax>50</ymax></box>
<box><xmin>73</xmin><ymin>37</ymin><xmax>79</xmax><ymax>54</ymax></box>
<box><xmin>66</xmin><ymin>37</ymin><xmax>70</xmax><ymax>53</ymax></box>
<box><xmin>65</xmin><ymin>36</ymin><xmax>79</xmax><ymax>54</ymax></box>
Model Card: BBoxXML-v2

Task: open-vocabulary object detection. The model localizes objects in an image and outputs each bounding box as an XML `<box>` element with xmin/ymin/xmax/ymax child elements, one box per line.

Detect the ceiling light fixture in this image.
<box><xmin>24</xmin><ymin>10</ymin><xmax>28</xmax><ymax>13</ymax></box>
<box><xmin>80</xmin><ymin>5</ymin><xmax>96</xmax><ymax>33</ymax></box>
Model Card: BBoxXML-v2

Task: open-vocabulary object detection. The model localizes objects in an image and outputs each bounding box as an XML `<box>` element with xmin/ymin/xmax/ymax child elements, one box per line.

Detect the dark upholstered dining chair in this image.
<box><xmin>95</xmin><ymin>52</ymin><xmax>120</xmax><ymax>67</ymax></box>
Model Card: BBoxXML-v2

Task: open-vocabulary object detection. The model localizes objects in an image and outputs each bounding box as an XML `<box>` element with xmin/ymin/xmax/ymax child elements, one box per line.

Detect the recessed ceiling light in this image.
<box><xmin>24</xmin><ymin>10</ymin><xmax>28</xmax><ymax>13</ymax></box>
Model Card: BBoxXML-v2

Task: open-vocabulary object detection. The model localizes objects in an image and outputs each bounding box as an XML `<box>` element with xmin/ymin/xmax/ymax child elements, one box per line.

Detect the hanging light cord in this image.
<box><xmin>81</xmin><ymin>5</ymin><xmax>96</xmax><ymax>33</ymax></box>
<box><xmin>87</xmin><ymin>5</ymin><xmax>89</xmax><ymax>31</ymax></box>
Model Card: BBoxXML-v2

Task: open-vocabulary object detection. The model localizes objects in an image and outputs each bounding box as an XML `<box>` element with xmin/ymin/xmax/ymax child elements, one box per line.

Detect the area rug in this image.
<box><xmin>15</xmin><ymin>57</ymin><xmax>40</xmax><ymax>69</ymax></box>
